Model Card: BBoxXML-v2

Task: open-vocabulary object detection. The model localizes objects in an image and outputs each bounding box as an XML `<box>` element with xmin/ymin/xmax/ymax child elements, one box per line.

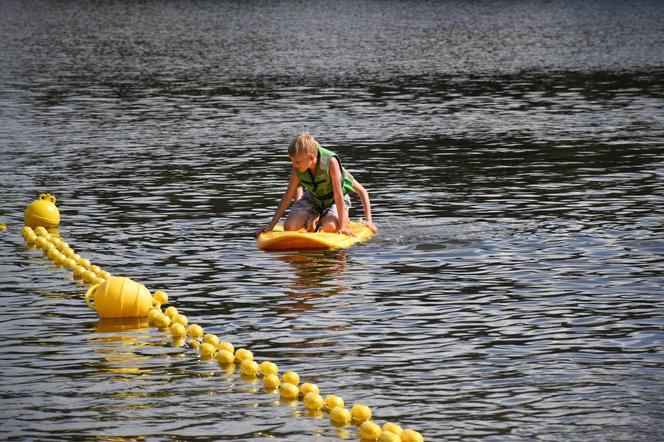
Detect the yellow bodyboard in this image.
<box><xmin>257</xmin><ymin>221</ymin><xmax>374</xmax><ymax>251</ymax></box>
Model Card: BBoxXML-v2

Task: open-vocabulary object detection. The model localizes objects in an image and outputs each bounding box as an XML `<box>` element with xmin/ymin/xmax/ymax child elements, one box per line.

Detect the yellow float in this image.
<box><xmin>24</xmin><ymin>193</ymin><xmax>60</xmax><ymax>228</ymax></box>
<box><xmin>240</xmin><ymin>359</ymin><xmax>260</xmax><ymax>376</ymax></box>
<box><xmin>303</xmin><ymin>392</ymin><xmax>325</xmax><ymax>410</ymax></box>
<box><xmin>170</xmin><ymin>323</ymin><xmax>187</xmax><ymax>337</ymax></box>
<box><xmin>382</xmin><ymin>423</ymin><xmax>403</xmax><ymax>436</ymax></box>
<box><xmin>256</xmin><ymin>221</ymin><xmax>374</xmax><ymax>251</ymax></box>
<box><xmin>202</xmin><ymin>333</ymin><xmax>219</xmax><ymax>346</ymax></box>
<box><xmin>279</xmin><ymin>382</ymin><xmax>299</xmax><ymax>399</ymax></box>
<box><xmin>351</xmin><ymin>404</ymin><xmax>372</xmax><ymax>422</ymax></box>
<box><xmin>153</xmin><ymin>290</ymin><xmax>168</xmax><ymax>305</ymax></box>
<box><xmin>325</xmin><ymin>394</ymin><xmax>345</xmax><ymax>410</ymax></box>
<box><xmin>329</xmin><ymin>406</ymin><xmax>351</xmax><ymax>424</ymax></box>
<box><xmin>85</xmin><ymin>276</ymin><xmax>158</xmax><ymax>318</ymax></box>
<box><xmin>360</xmin><ymin>421</ymin><xmax>383</xmax><ymax>440</ymax></box>
<box><xmin>282</xmin><ymin>370</ymin><xmax>300</xmax><ymax>385</ymax></box>
<box><xmin>300</xmin><ymin>382</ymin><xmax>319</xmax><ymax>396</ymax></box>
<box><xmin>21</xmin><ymin>226</ymin><xmax>36</xmax><ymax>244</ymax></box>
<box><xmin>188</xmin><ymin>323</ymin><xmax>204</xmax><ymax>339</ymax></box>
<box><xmin>199</xmin><ymin>342</ymin><xmax>216</xmax><ymax>358</ymax></box>
<box><xmin>217</xmin><ymin>341</ymin><xmax>234</xmax><ymax>353</ymax></box>
<box><xmin>401</xmin><ymin>430</ymin><xmax>424</xmax><ymax>442</ymax></box>
<box><xmin>263</xmin><ymin>373</ymin><xmax>280</xmax><ymax>390</ymax></box>
<box><xmin>216</xmin><ymin>349</ymin><xmax>235</xmax><ymax>365</ymax></box>
<box><xmin>378</xmin><ymin>431</ymin><xmax>402</xmax><ymax>442</ymax></box>
<box><xmin>235</xmin><ymin>348</ymin><xmax>253</xmax><ymax>363</ymax></box>
<box><xmin>260</xmin><ymin>361</ymin><xmax>279</xmax><ymax>376</ymax></box>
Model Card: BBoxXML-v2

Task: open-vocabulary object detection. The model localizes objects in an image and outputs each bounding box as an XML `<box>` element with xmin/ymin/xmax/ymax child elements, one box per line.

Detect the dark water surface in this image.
<box><xmin>1</xmin><ymin>1</ymin><xmax>663</xmax><ymax>440</ymax></box>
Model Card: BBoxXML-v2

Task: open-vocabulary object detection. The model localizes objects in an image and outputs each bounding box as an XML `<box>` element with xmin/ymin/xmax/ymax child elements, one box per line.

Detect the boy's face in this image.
<box><xmin>290</xmin><ymin>152</ymin><xmax>316</xmax><ymax>172</ymax></box>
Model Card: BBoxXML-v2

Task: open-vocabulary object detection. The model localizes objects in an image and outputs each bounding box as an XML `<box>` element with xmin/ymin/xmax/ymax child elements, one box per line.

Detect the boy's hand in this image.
<box><xmin>365</xmin><ymin>221</ymin><xmax>378</xmax><ymax>233</ymax></box>
<box><xmin>257</xmin><ymin>226</ymin><xmax>273</xmax><ymax>238</ymax></box>
<box><xmin>338</xmin><ymin>228</ymin><xmax>356</xmax><ymax>237</ymax></box>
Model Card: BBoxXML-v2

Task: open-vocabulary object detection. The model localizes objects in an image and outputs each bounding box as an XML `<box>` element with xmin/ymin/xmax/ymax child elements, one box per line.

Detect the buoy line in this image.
<box><xmin>18</xmin><ymin>194</ymin><xmax>424</xmax><ymax>442</ymax></box>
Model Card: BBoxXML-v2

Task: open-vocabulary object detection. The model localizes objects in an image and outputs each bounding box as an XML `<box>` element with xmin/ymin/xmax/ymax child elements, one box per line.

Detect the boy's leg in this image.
<box><xmin>319</xmin><ymin>195</ymin><xmax>351</xmax><ymax>232</ymax></box>
<box><xmin>319</xmin><ymin>214</ymin><xmax>338</xmax><ymax>232</ymax></box>
<box><xmin>305</xmin><ymin>212</ymin><xmax>320</xmax><ymax>232</ymax></box>
<box><xmin>293</xmin><ymin>186</ymin><xmax>303</xmax><ymax>202</ymax></box>
<box><xmin>284</xmin><ymin>191</ymin><xmax>317</xmax><ymax>231</ymax></box>
<box><xmin>284</xmin><ymin>211</ymin><xmax>307</xmax><ymax>231</ymax></box>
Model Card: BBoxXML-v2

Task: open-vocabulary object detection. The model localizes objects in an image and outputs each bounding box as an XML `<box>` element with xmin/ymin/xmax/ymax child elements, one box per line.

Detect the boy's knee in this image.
<box><xmin>284</xmin><ymin>215</ymin><xmax>303</xmax><ymax>231</ymax></box>
<box><xmin>320</xmin><ymin>221</ymin><xmax>337</xmax><ymax>233</ymax></box>
<box><xmin>283</xmin><ymin>219</ymin><xmax>299</xmax><ymax>231</ymax></box>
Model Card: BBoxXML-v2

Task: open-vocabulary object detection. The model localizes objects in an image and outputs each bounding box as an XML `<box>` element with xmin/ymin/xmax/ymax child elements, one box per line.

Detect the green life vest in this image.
<box><xmin>295</xmin><ymin>146</ymin><xmax>355</xmax><ymax>209</ymax></box>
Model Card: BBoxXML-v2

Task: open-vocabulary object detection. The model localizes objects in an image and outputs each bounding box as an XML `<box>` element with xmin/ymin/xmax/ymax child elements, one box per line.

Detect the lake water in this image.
<box><xmin>1</xmin><ymin>1</ymin><xmax>663</xmax><ymax>440</ymax></box>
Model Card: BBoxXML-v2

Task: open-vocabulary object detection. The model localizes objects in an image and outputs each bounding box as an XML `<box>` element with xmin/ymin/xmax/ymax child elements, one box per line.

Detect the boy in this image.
<box><xmin>258</xmin><ymin>132</ymin><xmax>377</xmax><ymax>236</ymax></box>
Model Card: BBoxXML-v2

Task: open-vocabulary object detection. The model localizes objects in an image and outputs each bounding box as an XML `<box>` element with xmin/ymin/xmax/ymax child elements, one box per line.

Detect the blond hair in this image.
<box><xmin>288</xmin><ymin>132</ymin><xmax>319</xmax><ymax>156</ymax></box>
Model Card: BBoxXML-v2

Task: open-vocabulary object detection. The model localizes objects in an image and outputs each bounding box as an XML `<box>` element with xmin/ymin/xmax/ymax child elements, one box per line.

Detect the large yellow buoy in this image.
<box><xmin>24</xmin><ymin>193</ymin><xmax>60</xmax><ymax>228</ymax></box>
<box><xmin>84</xmin><ymin>276</ymin><xmax>158</xmax><ymax>318</ymax></box>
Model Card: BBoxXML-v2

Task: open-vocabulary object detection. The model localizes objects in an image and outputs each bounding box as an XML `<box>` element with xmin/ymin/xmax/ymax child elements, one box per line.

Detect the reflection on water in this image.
<box><xmin>276</xmin><ymin>250</ymin><xmax>349</xmax><ymax>317</ymax></box>
<box><xmin>88</xmin><ymin>318</ymin><xmax>152</xmax><ymax>377</ymax></box>
<box><xmin>94</xmin><ymin>318</ymin><xmax>149</xmax><ymax>339</ymax></box>
<box><xmin>1</xmin><ymin>0</ymin><xmax>664</xmax><ymax>440</ymax></box>
<box><xmin>93</xmin><ymin>317</ymin><xmax>149</xmax><ymax>334</ymax></box>
<box><xmin>280</xmin><ymin>250</ymin><xmax>348</xmax><ymax>291</ymax></box>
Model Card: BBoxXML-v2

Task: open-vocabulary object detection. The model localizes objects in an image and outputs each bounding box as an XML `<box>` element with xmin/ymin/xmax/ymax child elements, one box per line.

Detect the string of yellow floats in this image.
<box><xmin>18</xmin><ymin>194</ymin><xmax>424</xmax><ymax>442</ymax></box>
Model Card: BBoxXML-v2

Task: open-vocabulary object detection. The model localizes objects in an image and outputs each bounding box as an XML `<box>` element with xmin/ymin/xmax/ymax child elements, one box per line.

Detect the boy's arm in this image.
<box><xmin>352</xmin><ymin>178</ymin><xmax>377</xmax><ymax>233</ymax></box>
<box><xmin>329</xmin><ymin>158</ymin><xmax>351</xmax><ymax>233</ymax></box>
<box><xmin>259</xmin><ymin>168</ymin><xmax>300</xmax><ymax>234</ymax></box>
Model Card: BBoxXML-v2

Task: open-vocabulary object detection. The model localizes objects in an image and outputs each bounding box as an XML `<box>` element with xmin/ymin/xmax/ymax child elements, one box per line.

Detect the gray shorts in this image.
<box><xmin>290</xmin><ymin>190</ymin><xmax>351</xmax><ymax>220</ymax></box>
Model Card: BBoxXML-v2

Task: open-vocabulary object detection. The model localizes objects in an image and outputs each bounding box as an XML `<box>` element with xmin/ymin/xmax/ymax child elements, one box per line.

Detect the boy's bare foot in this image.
<box><xmin>306</xmin><ymin>214</ymin><xmax>319</xmax><ymax>232</ymax></box>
